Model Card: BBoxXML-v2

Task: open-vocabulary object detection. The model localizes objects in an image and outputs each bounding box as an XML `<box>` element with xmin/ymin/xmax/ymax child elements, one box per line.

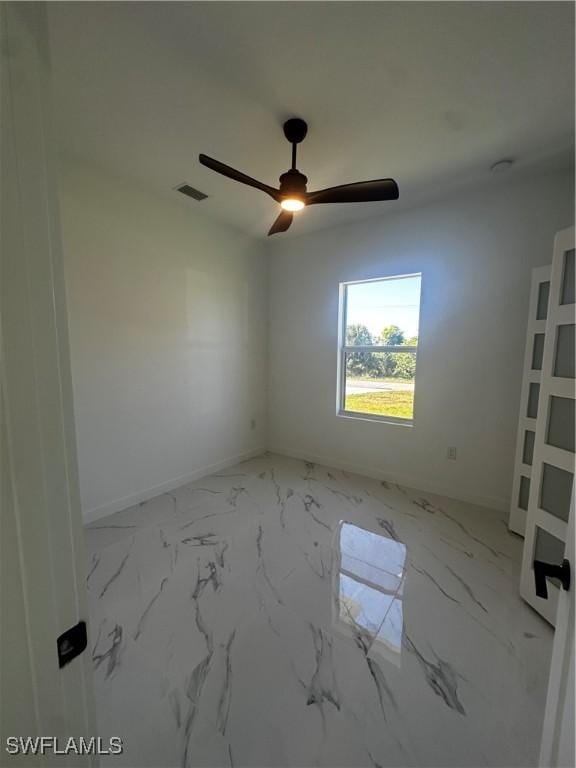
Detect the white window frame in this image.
<box><xmin>337</xmin><ymin>273</ymin><xmax>421</xmax><ymax>426</ymax></box>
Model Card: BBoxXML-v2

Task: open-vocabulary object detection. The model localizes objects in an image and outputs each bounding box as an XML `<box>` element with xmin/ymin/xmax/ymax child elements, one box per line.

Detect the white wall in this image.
<box><xmin>267</xmin><ymin>170</ymin><xmax>574</xmax><ymax>511</ymax></box>
<box><xmin>61</xmin><ymin>161</ymin><xmax>573</xmax><ymax>520</ymax></box>
<box><xmin>60</xmin><ymin>159</ymin><xmax>267</xmax><ymax>521</ymax></box>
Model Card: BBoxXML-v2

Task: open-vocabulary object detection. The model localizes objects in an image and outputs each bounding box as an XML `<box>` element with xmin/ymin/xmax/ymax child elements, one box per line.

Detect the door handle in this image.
<box><xmin>533</xmin><ymin>558</ymin><xmax>571</xmax><ymax>600</ymax></box>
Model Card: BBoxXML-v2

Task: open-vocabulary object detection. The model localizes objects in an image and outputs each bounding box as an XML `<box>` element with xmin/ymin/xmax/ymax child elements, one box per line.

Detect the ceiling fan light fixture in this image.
<box><xmin>280</xmin><ymin>198</ymin><xmax>305</xmax><ymax>212</ymax></box>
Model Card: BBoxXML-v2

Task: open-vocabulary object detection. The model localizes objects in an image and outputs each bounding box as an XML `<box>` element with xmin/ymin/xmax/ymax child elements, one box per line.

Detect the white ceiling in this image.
<box><xmin>48</xmin><ymin>2</ymin><xmax>574</xmax><ymax>239</ymax></box>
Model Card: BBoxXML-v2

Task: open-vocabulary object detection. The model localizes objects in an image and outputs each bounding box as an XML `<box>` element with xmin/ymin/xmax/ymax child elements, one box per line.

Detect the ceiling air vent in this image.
<box><xmin>174</xmin><ymin>183</ymin><xmax>208</xmax><ymax>201</ymax></box>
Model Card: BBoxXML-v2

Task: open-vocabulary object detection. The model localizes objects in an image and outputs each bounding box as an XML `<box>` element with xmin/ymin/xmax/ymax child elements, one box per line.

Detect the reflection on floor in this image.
<box><xmin>338</xmin><ymin>522</ymin><xmax>406</xmax><ymax>664</ymax></box>
<box><xmin>85</xmin><ymin>453</ymin><xmax>553</xmax><ymax>768</ymax></box>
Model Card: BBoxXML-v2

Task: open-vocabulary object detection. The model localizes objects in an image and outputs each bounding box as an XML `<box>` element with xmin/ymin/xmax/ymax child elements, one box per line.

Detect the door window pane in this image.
<box><xmin>518</xmin><ymin>475</ymin><xmax>530</xmax><ymax>511</ymax></box>
<box><xmin>560</xmin><ymin>249</ymin><xmax>575</xmax><ymax>305</ymax></box>
<box><xmin>531</xmin><ymin>333</ymin><xmax>545</xmax><ymax>371</ymax></box>
<box><xmin>523</xmin><ymin>430</ymin><xmax>535</xmax><ymax>466</ymax></box>
<box><xmin>540</xmin><ymin>463</ymin><xmax>573</xmax><ymax>522</ymax></box>
<box><xmin>527</xmin><ymin>382</ymin><xmax>540</xmax><ymax>419</ymax></box>
<box><xmin>554</xmin><ymin>324</ymin><xmax>575</xmax><ymax>379</ymax></box>
<box><xmin>536</xmin><ymin>280</ymin><xmax>550</xmax><ymax>320</ymax></box>
<box><xmin>546</xmin><ymin>396</ymin><xmax>575</xmax><ymax>453</ymax></box>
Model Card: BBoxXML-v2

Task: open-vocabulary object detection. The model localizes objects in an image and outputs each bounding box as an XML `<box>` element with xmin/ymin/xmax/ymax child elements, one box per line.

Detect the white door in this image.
<box><xmin>517</xmin><ymin>226</ymin><xmax>574</xmax><ymax>764</ymax></box>
<box><xmin>0</xmin><ymin>1</ymin><xmax>96</xmax><ymax>760</ymax></box>
<box><xmin>539</xmin><ymin>499</ymin><xmax>574</xmax><ymax>768</ymax></box>
<box><xmin>520</xmin><ymin>226</ymin><xmax>574</xmax><ymax>625</ymax></box>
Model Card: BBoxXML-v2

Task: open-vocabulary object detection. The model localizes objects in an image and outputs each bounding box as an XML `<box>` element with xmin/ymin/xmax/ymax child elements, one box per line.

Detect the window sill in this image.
<box><xmin>337</xmin><ymin>409</ymin><xmax>414</xmax><ymax>427</ymax></box>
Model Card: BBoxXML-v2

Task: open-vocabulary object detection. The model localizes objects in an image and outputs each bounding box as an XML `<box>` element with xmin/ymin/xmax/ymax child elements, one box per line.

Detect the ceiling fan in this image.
<box><xmin>199</xmin><ymin>118</ymin><xmax>399</xmax><ymax>236</ymax></box>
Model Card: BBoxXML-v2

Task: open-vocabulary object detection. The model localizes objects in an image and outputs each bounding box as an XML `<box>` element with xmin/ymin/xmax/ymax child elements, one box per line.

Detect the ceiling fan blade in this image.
<box><xmin>199</xmin><ymin>154</ymin><xmax>279</xmax><ymax>200</ymax></box>
<box><xmin>268</xmin><ymin>211</ymin><xmax>293</xmax><ymax>236</ymax></box>
<box><xmin>306</xmin><ymin>179</ymin><xmax>399</xmax><ymax>205</ymax></box>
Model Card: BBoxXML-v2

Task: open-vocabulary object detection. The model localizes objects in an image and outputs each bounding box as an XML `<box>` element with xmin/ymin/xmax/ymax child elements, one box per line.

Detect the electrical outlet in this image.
<box><xmin>447</xmin><ymin>446</ymin><xmax>457</xmax><ymax>461</ymax></box>
<box><xmin>250</xmin><ymin>418</ymin><xmax>256</xmax><ymax>431</ymax></box>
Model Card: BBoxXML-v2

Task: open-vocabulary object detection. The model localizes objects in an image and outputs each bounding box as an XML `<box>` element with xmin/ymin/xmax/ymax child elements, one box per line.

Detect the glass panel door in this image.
<box><xmin>509</xmin><ymin>265</ymin><xmax>551</xmax><ymax>535</ymax></box>
<box><xmin>520</xmin><ymin>226</ymin><xmax>575</xmax><ymax>626</ymax></box>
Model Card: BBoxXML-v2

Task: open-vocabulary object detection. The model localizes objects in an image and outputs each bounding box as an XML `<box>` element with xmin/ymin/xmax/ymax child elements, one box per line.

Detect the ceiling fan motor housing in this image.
<box><xmin>279</xmin><ymin>169</ymin><xmax>308</xmax><ymax>197</ymax></box>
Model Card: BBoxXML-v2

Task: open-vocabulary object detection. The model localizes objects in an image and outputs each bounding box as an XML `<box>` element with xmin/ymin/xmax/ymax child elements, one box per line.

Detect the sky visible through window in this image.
<box><xmin>346</xmin><ymin>274</ymin><xmax>421</xmax><ymax>340</ymax></box>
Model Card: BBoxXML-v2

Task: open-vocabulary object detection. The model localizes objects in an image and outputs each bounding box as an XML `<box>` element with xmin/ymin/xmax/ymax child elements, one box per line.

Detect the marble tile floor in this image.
<box><xmin>85</xmin><ymin>453</ymin><xmax>553</xmax><ymax>768</ymax></box>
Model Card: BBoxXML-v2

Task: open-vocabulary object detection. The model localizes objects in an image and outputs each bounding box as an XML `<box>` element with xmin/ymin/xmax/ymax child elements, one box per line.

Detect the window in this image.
<box><xmin>338</xmin><ymin>273</ymin><xmax>422</xmax><ymax>424</ymax></box>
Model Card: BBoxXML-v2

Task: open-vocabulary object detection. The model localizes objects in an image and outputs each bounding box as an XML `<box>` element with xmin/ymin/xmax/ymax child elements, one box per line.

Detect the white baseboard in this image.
<box><xmin>82</xmin><ymin>447</ymin><xmax>264</xmax><ymax>524</ymax></box>
<box><xmin>269</xmin><ymin>445</ymin><xmax>509</xmax><ymax>513</ymax></box>
<box><xmin>83</xmin><ymin>443</ymin><xmax>509</xmax><ymax>524</ymax></box>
